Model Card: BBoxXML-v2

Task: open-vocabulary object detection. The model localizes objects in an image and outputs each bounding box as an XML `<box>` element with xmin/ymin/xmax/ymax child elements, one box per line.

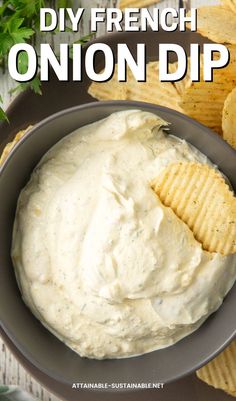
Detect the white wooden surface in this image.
<box><xmin>0</xmin><ymin>1</ymin><xmax>217</xmax><ymax>400</ymax></box>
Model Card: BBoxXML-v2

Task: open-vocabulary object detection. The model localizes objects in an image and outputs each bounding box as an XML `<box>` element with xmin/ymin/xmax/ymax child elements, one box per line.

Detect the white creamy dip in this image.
<box><xmin>12</xmin><ymin>110</ymin><xmax>236</xmax><ymax>359</ymax></box>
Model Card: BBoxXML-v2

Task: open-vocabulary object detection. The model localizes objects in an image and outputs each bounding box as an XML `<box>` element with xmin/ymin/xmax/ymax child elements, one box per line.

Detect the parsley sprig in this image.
<box><xmin>0</xmin><ymin>0</ymin><xmax>91</xmax><ymax>121</ymax></box>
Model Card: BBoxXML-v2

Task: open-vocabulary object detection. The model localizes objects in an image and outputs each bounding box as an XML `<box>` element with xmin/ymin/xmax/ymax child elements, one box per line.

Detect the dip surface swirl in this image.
<box><xmin>12</xmin><ymin>110</ymin><xmax>236</xmax><ymax>359</ymax></box>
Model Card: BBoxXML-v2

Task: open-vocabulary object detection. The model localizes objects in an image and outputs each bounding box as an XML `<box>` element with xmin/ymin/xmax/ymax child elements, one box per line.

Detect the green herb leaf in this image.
<box><xmin>7</xmin><ymin>18</ymin><xmax>35</xmax><ymax>43</ymax></box>
<box><xmin>30</xmin><ymin>76</ymin><xmax>42</xmax><ymax>95</ymax></box>
<box><xmin>7</xmin><ymin>17</ymin><xmax>25</xmax><ymax>33</ymax></box>
<box><xmin>57</xmin><ymin>0</ymin><xmax>72</xmax><ymax>8</ymax></box>
<box><xmin>69</xmin><ymin>33</ymin><xmax>94</xmax><ymax>59</ymax></box>
<box><xmin>9</xmin><ymin>0</ymin><xmax>45</xmax><ymax>16</ymax></box>
<box><xmin>9</xmin><ymin>77</ymin><xmax>42</xmax><ymax>96</ymax></box>
<box><xmin>0</xmin><ymin>104</ymin><xmax>9</xmax><ymax>122</ymax></box>
<box><xmin>0</xmin><ymin>94</ymin><xmax>8</xmax><ymax>122</ymax></box>
<box><xmin>0</xmin><ymin>386</ymin><xmax>10</xmax><ymax>394</ymax></box>
<box><xmin>0</xmin><ymin>33</ymin><xmax>13</xmax><ymax>56</ymax></box>
<box><xmin>17</xmin><ymin>50</ymin><xmax>28</xmax><ymax>74</ymax></box>
<box><xmin>76</xmin><ymin>33</ymin><xmax>95</xmax><ymax>45</ymax></box>
<box><xmin>0</xmin><ymin>0</ymin><xmax>92</xmax><ymax>123</ymax></box>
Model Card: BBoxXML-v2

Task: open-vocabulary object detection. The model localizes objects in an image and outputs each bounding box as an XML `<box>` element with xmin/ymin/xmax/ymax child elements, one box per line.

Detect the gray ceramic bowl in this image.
<box><xmin>0</xmin><ymin>101</ymin><xmax>236</xmax><ymax>389</ymax></box>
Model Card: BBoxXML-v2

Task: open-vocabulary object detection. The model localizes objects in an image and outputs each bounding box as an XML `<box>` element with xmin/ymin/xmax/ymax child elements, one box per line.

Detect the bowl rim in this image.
<box><xmin>0</xmin><ymin>100</ymin><xmax>236</xmax><ymax>391</ymax></box>
<box><xmin>1</xmin><ymin>100</ymin><xmax>236</xmax><ymax>176</ymax></box>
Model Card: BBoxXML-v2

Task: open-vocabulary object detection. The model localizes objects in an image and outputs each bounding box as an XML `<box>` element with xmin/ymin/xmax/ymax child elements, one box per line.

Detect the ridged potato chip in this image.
<box><xmin>221</xmin><ymin>0</ymin><xmax>236</xmax><ymax>14</ymax></box>
<box><xmin>190</xmin><ymin>6</ymin><xmax>236</xmax><ymax>44</ymax></box>
<box><xmin>197</xmin><ymin>340</ymin><xmax>236</xmax><ymax>395</ymax></box>
<box><xmin>222</xmin><ymin>87</ymin><xmax>236</xmax><ymax>149</ymax></box>
<box><xmin>180</xmin><ymin>60</ymin><xmax>236</xmax><ymax>134</ymax></box>
<box><xmin>168</xmin><ymin>60</ymin><xmax>191</xmax><ymax>96</ymax></box>
<box><xmin>88</xmin><ymin>62</ymin><xmax>184</xmax><ymax>113</ymax></box>
<box><xmin>226</xmin><ymin>390</ymin><xmax>236</xmax><ymax>398</ymax></box>
<box><xmin>0</xmin><ymin>126</ymin><xmax>32</xmax><ymax>166</ymax></box>
<box><xmin>88</xmin><ymin>68</ymin><xmax>128</xmax><ymax>101</ymax></box>
<box><xmin>119</xmin><ymin>0</ymin><xmax>159</xmax><ymax>9</ymax></box>
<box><xmin>228</xmin><ymin>45</ymin><xmax>236</xmax><ymax>60</ymax></box>
<box><xmin>151</xmin><ymin>162</ymin><xmax>236</xmax><ymax>255</ymax></box>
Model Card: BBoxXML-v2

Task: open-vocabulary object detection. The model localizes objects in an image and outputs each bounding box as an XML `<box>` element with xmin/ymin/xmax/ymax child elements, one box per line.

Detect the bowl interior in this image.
<box><xmin>0</xmin><ymin>101</ymin><xmax>236</xmax><ymax>387</ymax></box>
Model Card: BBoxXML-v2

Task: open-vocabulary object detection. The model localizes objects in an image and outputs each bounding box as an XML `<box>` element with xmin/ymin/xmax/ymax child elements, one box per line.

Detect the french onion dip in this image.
<box><xmin>12</xmin><ymin>110</ymin><xmax>236</xmax><ymax>359</ymax></box>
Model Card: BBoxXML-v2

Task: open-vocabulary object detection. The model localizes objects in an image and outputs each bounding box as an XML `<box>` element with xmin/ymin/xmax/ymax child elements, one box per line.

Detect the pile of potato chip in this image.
<box><xmin>89</xmin><ymin>1</ymin><xmax>236</xmax><ymax>151</ymax></box>
<box><xmin>89</xmin><ymin>54</ymin><xmax>236</xmax><ymax>149</ymax></box>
